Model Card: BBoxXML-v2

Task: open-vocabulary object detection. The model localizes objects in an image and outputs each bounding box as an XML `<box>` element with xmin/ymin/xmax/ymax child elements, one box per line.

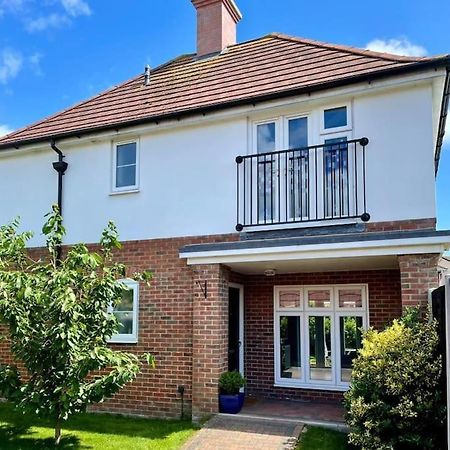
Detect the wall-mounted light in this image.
<box><xmin>264</xmin><ymin>269</ymin><xmax>276</xmax><ymax>277</ymax></box>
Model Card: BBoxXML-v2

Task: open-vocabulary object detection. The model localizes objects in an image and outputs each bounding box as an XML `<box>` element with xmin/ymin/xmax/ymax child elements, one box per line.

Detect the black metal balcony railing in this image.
<box><xmin>235</xmin><ymin>137</ymin><xmax>370</xmax><ymax>231</ymax></box>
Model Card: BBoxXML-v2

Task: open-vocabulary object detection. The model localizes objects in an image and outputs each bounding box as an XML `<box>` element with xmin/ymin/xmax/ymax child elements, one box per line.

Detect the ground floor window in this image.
<box><xmin>108</xmin><ymin>279</ymin><xmax>139</xmax><ymax>344</ymax></box>
<box><xmin>274</xmin><ymin>285</ymin><xmax>368</xmax><ymax>390</ymax></box>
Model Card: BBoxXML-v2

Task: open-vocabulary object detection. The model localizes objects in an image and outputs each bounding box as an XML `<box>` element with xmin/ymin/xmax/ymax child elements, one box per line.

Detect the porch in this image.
<box><xmin>180</xmin><ymin>226</ymin><xmax>450</xmax><ymax>420</ymax></box>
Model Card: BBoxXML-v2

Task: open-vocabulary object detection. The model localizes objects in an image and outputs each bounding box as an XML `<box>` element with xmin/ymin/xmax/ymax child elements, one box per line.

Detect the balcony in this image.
<box><xmin>235</xmin><ymin>137</ymin><xmax>370</xmax><ymax>231</ymax></box>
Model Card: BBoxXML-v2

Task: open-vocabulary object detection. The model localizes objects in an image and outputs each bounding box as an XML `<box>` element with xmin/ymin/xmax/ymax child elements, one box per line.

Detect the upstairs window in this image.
<box><xmin>113</xmin><ymin>141</ymin><xmax>139</xmax><ymax>192</ymax></box>
<box><xmin>324</xmin><ymin>106</ymin><xmax>347</xmax><ymax>130</ymax></box>
<box><xmin>108</xmin><ymin>279</ymin><xmax>139</xmax><ymax>344</ymax></box>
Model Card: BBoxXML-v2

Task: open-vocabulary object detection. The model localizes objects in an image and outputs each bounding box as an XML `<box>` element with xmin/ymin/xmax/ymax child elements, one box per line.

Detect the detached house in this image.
<box><xmin>0</xmin><ymin>0</ymin><xmax>449</xmax><ymax>420</ymax></box>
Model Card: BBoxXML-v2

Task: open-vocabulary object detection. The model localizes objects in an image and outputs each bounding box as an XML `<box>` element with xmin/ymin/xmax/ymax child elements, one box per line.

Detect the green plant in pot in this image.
<box><xmin>218</xmin><ymin>371</ymin><xmax>246</xmax><ymax>414</ymax></box>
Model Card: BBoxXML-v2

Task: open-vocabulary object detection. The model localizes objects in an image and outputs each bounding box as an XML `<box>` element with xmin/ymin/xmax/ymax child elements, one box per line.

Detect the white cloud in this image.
<box><xmin>0</xmin><ymin>48</ymin><xmax>23</xmax><ymax>84</ymax></box>
<box><xmin>60</xmin><ymin>0</ymin><xmax>91</xmax><ymax>17</ymax></box>
<box><xmin>0</xmin><ymin>124</ymin><xmax>13</xmax><ymax>137</ymax></box>
<box><xmin>366</xmin><ymin>38</ymin><xmax>427</xmax><ymax>57</ymax></box>
<box><xmin>29</xmin><ymin>51</ymin><xmax>44</xmax><ymax>75</ymax></box>
<box><xmin>26</xmin><ymin>12</ymin><xmax>69</xmax><ymax>32</ymax></box>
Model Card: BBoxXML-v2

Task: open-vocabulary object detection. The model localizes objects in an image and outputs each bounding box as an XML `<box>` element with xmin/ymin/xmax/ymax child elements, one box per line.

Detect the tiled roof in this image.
<box><xmin>1</xmin><ymin>33</ymin><xmax>448</xmax><ymax>148</ymax></box>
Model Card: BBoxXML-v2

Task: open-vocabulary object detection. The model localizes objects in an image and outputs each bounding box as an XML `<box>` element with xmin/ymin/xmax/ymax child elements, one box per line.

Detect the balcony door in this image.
<box><xmin>255</xmin><ymin>117</ymin><xmax>310</xmax><ymax>224</ymax></box>
<box><xmin>287</xmin><ymin>117</ymin><xmax>309</xmax><ymax>220</ymax></box>
<box><xmin>256</xmin><ymin>121</ymin><xmax>277</xmax><ymax>223</ymax></box>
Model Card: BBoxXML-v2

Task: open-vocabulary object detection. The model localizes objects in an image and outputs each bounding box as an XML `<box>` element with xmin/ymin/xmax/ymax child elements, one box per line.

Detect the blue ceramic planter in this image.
<box><xmin>219</xmin><ymin>393</ymin><xmax>245</xmax><ymax>414</ymax></box>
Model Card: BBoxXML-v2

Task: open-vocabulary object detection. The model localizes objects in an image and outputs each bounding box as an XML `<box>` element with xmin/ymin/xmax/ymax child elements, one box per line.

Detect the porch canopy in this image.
<box><xmin>180</xmin><ymin>228</ymin><xmax>450</xmax><ymax>274</ymax></box>
<box><xmin>180</xmin><ymin>227</ymin><xmax>450</xmax><ymax>420</ymax></box>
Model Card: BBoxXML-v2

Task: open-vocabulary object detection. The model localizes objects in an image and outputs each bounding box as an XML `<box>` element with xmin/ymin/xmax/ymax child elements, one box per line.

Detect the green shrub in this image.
<box><xmin>344</xmin><ymin>308</ymin><xmax>446</xmax><ymax>450</ymax></box>
<box><xmin>218</xmin><ymin>371</ymin><xmax>245</xmax><ymax>395</ymax></box>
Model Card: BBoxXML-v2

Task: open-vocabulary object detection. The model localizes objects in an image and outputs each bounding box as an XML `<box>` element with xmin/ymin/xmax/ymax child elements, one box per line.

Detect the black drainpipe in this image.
<box><xmin>50</xmin><ymin>139</ymin><xmax>68</xmax><ymax>263</ymax></box>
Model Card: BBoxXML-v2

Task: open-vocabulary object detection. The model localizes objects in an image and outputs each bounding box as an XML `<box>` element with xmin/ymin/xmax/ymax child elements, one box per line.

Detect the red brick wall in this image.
<box><xmin>365</xmin><ymin>218</ymin><xmax>436</xmax><ymax>232</ymax></box>
<box><xmin>398</xmin><ymin>253</ymin><xmax>440</xmax><ymax>310</ymax></box>
<box><xmin>191</xmin><ymin>264</ymin><xmax>230</xmax><ymax>420</ymax></box>
<box><xmin>0</xmin><ymin>233</ymin><xmax>238</xmax><ymax>419</ymax></box>
<box><xmin>242</xmin><ymin>269</ymin><xmax>402</xmax><ymax>402</ymax></box>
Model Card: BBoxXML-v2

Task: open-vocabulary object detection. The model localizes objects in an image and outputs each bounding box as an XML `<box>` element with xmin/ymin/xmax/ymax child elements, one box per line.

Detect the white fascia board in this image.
<box><xmin>180</xmin><ymin>236</ymin><xmax>450</xmax><ymax>265</ymax></box>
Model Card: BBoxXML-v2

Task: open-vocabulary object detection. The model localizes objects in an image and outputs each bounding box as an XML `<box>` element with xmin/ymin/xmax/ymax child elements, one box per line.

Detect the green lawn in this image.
<box><xmin>0</xmin><ymin>402</ymin><xmax>198</xmax><ymax>449</ymax></box>
<box><xmin>297</xmin><ymin>426</ymin><xmax>351</xmax><ymax>450</ymax></box>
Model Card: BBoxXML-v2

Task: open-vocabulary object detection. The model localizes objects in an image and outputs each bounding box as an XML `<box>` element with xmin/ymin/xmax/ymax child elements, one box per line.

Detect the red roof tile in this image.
<box><xmin>0</xmin><ymin>33</ymin><xmax>448</xmax><ymax>148</ymax></box>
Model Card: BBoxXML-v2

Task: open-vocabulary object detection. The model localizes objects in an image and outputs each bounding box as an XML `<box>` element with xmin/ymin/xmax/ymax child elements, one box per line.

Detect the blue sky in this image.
<box><xmin>0</xmin><ymin>0</ymin><xmax>449</xmax><ymax>228</ymax></box>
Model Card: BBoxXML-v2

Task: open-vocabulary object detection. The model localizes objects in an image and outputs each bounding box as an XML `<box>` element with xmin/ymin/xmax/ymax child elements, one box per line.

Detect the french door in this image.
<box><xmin>274</xmin><ymin>285</ymin><xmax>368</xmax><ymax>390</ymax></box>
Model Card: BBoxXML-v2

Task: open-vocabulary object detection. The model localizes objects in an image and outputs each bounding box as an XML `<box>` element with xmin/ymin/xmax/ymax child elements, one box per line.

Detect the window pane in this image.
<box><xmin>340</xmin><ymin>316</ymin><xmax>363</xmax><ymax>382</ymax></box>
<box><xmin>324</xmin><ymin>107</ymin><xmax>347</xmax><ymax>129</ymax></box>
<box><xmin>324</xmin><ymin>138</ymin><xmax>348</xmax><ymax>218</ymax></box>
<box><xmin>257</xmin><ymin>123</ymin><xmax>276</xmax><ymax>153</ymax></box>
<box><xmin>116</xmin><ymin>165</ymin><xmax>136</xmax><ymax>188</ymax></box>
<box><xmin>289</xmin><ymin>118</ymin><xmax>308</xmax><ymax>149</ymax></box>
<box><xmin>309</xmin><ymin>316</ymin><xmax>332</xmax><ymax>381</ymax></box>
<box><xmin>257</xmin><ymin>156</ymin><xmax>274</xmax><ymax>222</ymax></box>
<box><xmin>114</xmin><ymin>311</ymin><xmax>134</xmax><ymax>335</ymax></box>
<box><xmin>279</xmin><ymin>290</ymin><xmax>301</xmax><ymax>309</ymax></box>
<box><xmin>338</xmin><ymin>289</ymin><xmax>363</xmax><ymax>308</ymax></box>
<box><xmin>115</xmin><ymin>287</ymin><xmax>134</xmax><ymax>312</ymax></box>
<box><xmin>280</xmin><ymin>316</ymin><xmax>302</xmax><ymax>379</ymax></box>
<box><xmin>307</xmin><ymin>290</ymin><xmax>331</xmax><ymax>308</ymax></box>
<box><xmin>117</xmin><ymin>143</ymin><xmax>137</xmax><ymax>166</ymax></box>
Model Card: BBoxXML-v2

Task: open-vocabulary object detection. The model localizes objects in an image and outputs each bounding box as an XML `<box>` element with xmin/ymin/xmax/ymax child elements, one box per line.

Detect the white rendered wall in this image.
<box><xmin>0</xmin><ymin>79</ymin><xmax>440</xmax><ymax>247</ymax></box>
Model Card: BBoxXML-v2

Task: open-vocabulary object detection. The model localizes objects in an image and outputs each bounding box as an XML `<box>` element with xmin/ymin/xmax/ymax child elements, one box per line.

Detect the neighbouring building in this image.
<box><xmin>0</xmin><ymin>0</ymin><xmax>449</xmax><ymax>420</ymax></box>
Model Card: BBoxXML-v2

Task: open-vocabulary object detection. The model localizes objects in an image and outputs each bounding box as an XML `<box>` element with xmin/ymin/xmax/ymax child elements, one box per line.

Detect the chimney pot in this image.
<box><xmin>191</xmin><ymin>0</ymin><xmax>242</xmax><ymax>57</ymax></box>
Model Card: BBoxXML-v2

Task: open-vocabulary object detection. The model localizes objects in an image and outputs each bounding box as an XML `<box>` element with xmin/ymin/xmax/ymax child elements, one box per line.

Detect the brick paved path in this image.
<box><xmin>183</xmin><ymin>415</ymin><xmax>303</xmax><ymax>450</ymax></box>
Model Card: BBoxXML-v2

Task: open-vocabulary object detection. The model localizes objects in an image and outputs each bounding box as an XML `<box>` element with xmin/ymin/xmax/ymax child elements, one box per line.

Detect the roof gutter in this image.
<box><xmin>435</xmin><ymin>67</ymin><xmax>450</xmax><ymax>174</ymax></box>
<box><xmin>1</xmin><ymin>57</ymin><xmax>449</xmax><ymax>152</ymax></box>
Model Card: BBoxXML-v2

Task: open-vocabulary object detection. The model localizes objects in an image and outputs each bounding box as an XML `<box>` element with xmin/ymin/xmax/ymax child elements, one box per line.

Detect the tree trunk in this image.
<box><xmin>55</xmin><ymin>417</ymin><xmax>62</xmax><ymax>445</ymax></box>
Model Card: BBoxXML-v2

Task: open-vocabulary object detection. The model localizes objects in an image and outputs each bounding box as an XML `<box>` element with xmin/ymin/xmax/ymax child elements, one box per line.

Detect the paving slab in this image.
<box><xmin>183</xmin><ymin>415</ymin><xmax>303</xmax><ymax>450</ymax></box>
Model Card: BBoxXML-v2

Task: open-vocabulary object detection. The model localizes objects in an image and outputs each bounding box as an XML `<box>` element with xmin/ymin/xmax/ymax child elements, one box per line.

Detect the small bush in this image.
<box><xmin>218</xmin><ymin>371</ymin><xmax>245</xmax><ymax>395</ymax></box>
<box><xmin>344</xmin><ymin>308</ymin><xmax>446</xmax><ymax>450</ymax></box>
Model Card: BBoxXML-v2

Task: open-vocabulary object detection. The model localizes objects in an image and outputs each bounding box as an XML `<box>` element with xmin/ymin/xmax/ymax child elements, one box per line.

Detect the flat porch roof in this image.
<box><xmin>180</xmin><ymin>229</ymin><xmax>450</xmax><ymax>274</ymax></box>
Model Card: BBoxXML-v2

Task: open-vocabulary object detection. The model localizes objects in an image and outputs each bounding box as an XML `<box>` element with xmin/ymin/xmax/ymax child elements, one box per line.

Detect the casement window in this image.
<box><xmin>321</xmin><ymin>105</ymin><xmax>351</xmax><ymax>134</ymax></box>
<box><xmin>112</xmin><ymin>141</ymin><xmax>139</xmax><ymax>193</ymax></box>
<box><xmin>323</xmin><ymin>137</ymin><xmax>349</xmax><ymax>217</ymax></box>
<box><xmin>108</xmin><ymin>279</ymin><xmax>139</xmax><ymax>344</ymax></box>
<box><xmin>274</xmin><ymin>284</ymin><xmax>368</xmax><ymax>390</ymax></box>
<box><xmin>320</xmin><ymin>105</ymin><xmax>352</xmax><ymax>219</ymax></box>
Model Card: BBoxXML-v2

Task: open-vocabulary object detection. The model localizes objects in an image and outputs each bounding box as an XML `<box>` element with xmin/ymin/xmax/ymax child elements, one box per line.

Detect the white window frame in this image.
<box><xmin>108</xmin><ymin>279</ymin><xmax>139</xmax><ymax>344</ymax></box>
<box><xmin>274</xmin><ymin>284</ymin><xmax>368</xmax><ymax>391</ymax></box>
<box><xmin>111</xmin><ymin>139</ymin><xmax>140</xmax><ymax>194</ymax></box>
<box><xmin>250</xmin><ymin>115</ymin><xmax>312</xmax><ymax>223</ymax></box>
<box><xmin>320</xmin><ymin>131</ymin><xmax>355</xmax><ymax>220</ymax></box>
<box><xmin>320</xmin><ymin>103</ymin><xmax>352</xmax><ymax>135</ymax></box>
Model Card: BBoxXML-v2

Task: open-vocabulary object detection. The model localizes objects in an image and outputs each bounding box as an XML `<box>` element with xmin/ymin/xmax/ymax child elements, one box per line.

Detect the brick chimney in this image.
<box><xmin>191</xmin><ymin>0</ymin><xmax>242</xmax><ymax>57</ymax></box>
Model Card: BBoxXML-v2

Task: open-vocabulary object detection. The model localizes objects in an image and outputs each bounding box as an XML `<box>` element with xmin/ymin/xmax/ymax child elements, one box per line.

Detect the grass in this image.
<box><xmin>297</xmin><ymin>426</ymin><xmax>351</xmax><ymax>450</ymax></box>
<box><xmin>0</xmin><ymin>402</ymin><xmax>198</xmax><ymax>449</ymax></box>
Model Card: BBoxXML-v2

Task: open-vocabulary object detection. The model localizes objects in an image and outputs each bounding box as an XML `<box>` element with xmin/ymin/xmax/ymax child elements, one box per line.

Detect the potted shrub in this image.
<box><xmin>218</xmin><ymin>371</ymin><xmax>246</xmax><ymax>414</ymax></box>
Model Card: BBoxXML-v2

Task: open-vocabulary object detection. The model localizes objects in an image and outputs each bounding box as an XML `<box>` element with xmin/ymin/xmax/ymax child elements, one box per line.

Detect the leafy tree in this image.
<box><xmin>0</xmin><ymin>206</ymin><xmax>154</xmax><ymax>445</ymax></box>
<box><xmin>344</xmin><ymin>307</ymin><xmax>446</xmax><ymax>450</ymax></box>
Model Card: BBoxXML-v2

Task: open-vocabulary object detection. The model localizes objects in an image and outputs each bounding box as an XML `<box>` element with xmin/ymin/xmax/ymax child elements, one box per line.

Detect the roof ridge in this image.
<box><xmin>268</xmin><ymin>32</ymin><xmax>435</xmax><ymax>63</ymax></box>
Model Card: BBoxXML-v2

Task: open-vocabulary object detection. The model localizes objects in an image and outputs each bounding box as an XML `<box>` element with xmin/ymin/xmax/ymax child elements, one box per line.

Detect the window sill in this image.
<box><xmin>109</xmin><ymin>189</ymin><xmax>140</xmax><ymax>196</ymax></box>
<box><xmin>273</xmin><ymin>382</ymin><xmax>348</xmax><ymax>392</ymax></box>
<box><xmin>108</xmin><ymin>338</ymin><xmax>138</xmax><ymax>345</ymax></box>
